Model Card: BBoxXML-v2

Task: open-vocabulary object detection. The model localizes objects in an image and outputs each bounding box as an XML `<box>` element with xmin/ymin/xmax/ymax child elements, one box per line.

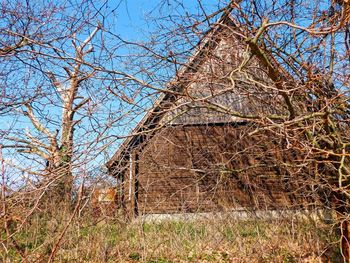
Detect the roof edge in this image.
<box><xmin>106</xmin><ymin>11</ymin><xmax>238</xmax><ymax>171</ymax></box>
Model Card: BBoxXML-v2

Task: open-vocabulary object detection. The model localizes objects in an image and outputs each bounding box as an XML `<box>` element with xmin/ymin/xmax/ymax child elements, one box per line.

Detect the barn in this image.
<box><xmin>106</xmin><ymin>14</ymin><xmax>314</xmax><ymax>218</ymax></box>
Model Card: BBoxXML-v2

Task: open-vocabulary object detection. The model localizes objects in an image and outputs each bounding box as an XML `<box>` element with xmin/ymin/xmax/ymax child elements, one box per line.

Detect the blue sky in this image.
<box><xmin>107</xmin><ymin>0</ymin><xmax>221</xmax><ymax>39</ymax></box>
<box><xmin>0</xmin><ymin>0</ymin><xmax>225</xmax><ymax>186</ymax></box>
<box><xmin>2</xmin><ymin>0</ymin><xmax>343</xmax><ymax>186</ymax></box>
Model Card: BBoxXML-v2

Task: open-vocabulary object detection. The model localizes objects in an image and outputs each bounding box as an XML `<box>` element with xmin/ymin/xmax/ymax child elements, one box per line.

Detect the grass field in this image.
<box><xmin>0</xmin><ymin>211</ymin><xmax>342</xmax><ymax>262</ymax></box>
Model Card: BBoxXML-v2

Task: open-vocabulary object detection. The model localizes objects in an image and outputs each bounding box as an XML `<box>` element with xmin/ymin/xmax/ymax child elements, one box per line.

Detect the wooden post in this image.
<box><xmin>341</xmin><ymin>220</ymin><xmax>350</xmax><ymax>262</ymax></box>
<box><xmin>123</xmin><ymin>151</ymin><xmax>138</xmax><ymax>219</ymax></box>
<box><xmin>134</xmin><ymin>153</ymin><xmax>139</xmax><ymax>217</ymax></box>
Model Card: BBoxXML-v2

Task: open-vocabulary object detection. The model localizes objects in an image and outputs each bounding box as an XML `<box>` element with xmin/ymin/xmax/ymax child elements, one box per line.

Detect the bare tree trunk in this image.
<box><xmin>341</xmin><ymin>220</ymin><xmax>350</xmax><ymax>262</ymax></box>
<box><xmin>54</xmin><ymin>164</ymin><xmax>73</xmax><ymax>204</ymax></box>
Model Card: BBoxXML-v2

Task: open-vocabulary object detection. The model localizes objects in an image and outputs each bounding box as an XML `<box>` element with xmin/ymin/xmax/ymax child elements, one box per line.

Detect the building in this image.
<box><xmin>107</xmin><ymin>14</ymin><xmax>314</xmax><ymax>218</ymax></box>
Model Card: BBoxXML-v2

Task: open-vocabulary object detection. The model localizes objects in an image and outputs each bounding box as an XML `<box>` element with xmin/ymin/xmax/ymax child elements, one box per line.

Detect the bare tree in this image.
<box><xmin>105</xmin><ymin>0</ymin><xmax>350</xmax><ymax>260</ymax></box>
<box><xmin>225</xmin><ymin>1</ymin><xmax>350</xmax><ymax>260</ymax></box>
<box><xmin>0</xmin><ymin>0</ymin><xmax>142</xmax><ymax>260</ymax></box>
<box><xmin>1</xmin><ymin>0</ymin><xmax>349</xmax><ymax>261</ymax></box>
<box><xmin>1</xmin><ymin>0</ymin><xmax>137</xmax><ymax>201</ymax></box>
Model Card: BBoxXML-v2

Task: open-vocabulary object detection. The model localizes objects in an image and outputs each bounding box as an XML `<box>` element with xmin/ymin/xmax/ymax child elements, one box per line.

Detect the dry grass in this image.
<box><xmin>0</xmin><ymin>211</ymin><xmax>342</xmax><ymax>262</ymax></box>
